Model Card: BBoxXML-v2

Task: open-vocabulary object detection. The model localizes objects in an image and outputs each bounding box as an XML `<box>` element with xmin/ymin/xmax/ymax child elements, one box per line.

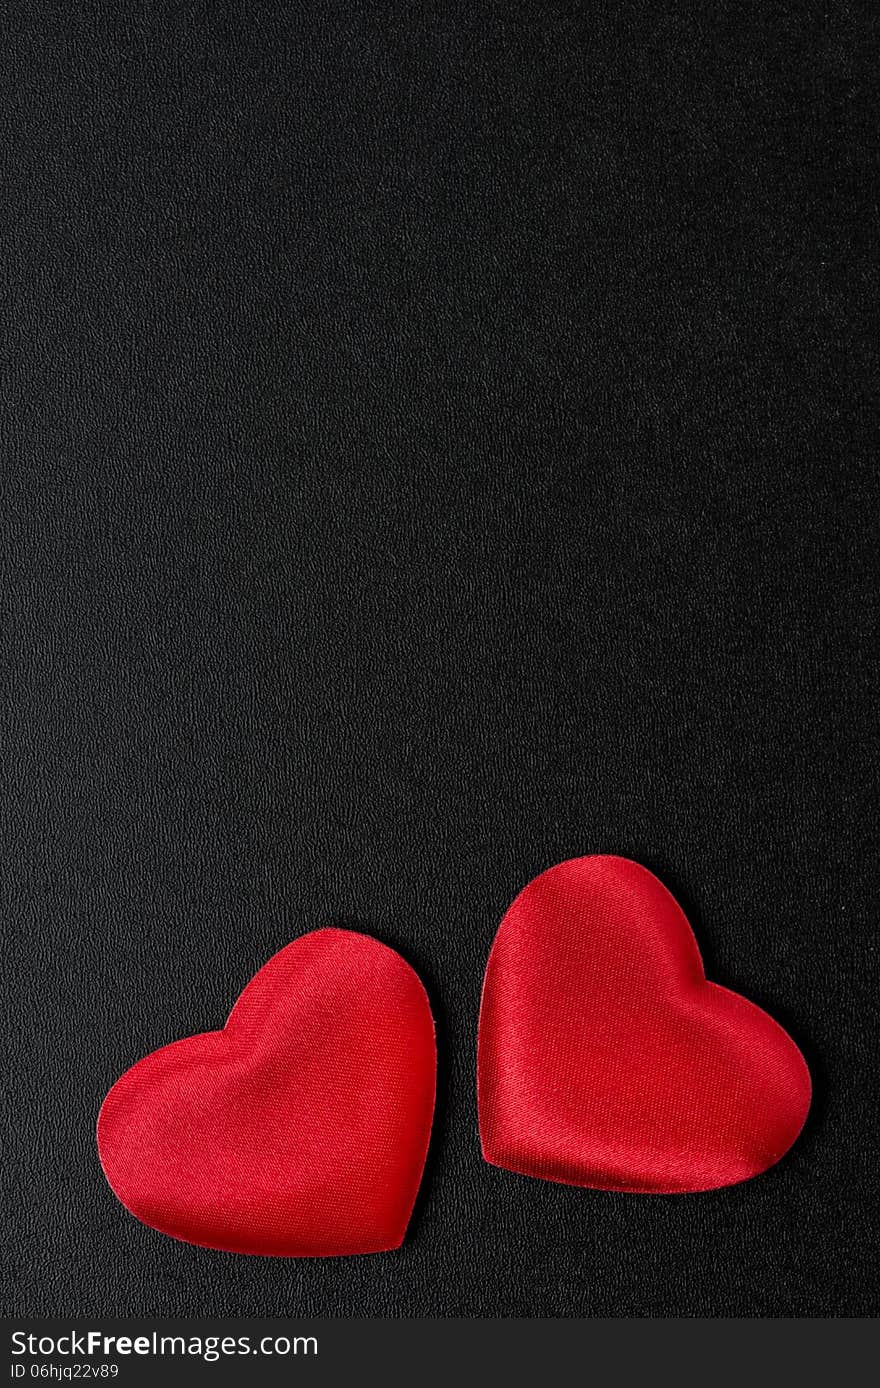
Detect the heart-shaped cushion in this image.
<box><xmin>478</xmin><ymin>856</ymin><xmax>810</xmax><ymax>1193</ymax></box>
<box><xmin>98</xmin><ymin>929</ymin><xmax>436</xmax><ymax>1255</ymax></box>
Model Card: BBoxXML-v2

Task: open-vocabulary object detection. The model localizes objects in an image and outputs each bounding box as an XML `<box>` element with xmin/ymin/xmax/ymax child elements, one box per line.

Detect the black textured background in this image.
<box><xmin>2</xmin><ymin>1</ymin><xmax>878</xmax><ymax>1317</ymax></box>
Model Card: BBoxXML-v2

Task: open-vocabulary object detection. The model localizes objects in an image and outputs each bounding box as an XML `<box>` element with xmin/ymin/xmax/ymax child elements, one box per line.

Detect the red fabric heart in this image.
<box><xmin>98</xmin><ymin>929</ymin><xmax>436</xmax><ymax>1255</ymax></box>
<box><xmin>478</xmin><ymin>856</ymin><xmax>810</xmax><ymax>1193</ymax></box>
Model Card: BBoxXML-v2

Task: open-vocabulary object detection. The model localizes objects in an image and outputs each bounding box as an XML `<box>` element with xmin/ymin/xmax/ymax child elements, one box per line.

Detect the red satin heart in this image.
<box><xmin>478</xmin><ymin>856</ymin><xmax>811</xmax><ymax>1193</ymax></box>
<box><xmin>98</xmin><ymin>929</ymin><xmax>436</xmax><ymax>1255</ymax></box>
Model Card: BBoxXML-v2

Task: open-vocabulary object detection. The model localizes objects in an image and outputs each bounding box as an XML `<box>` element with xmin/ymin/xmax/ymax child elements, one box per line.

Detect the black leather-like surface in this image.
<box><xmin>2</xmin><ymin>2</ymin><xmax>878</xmax><ymax>1317</ymax></box>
